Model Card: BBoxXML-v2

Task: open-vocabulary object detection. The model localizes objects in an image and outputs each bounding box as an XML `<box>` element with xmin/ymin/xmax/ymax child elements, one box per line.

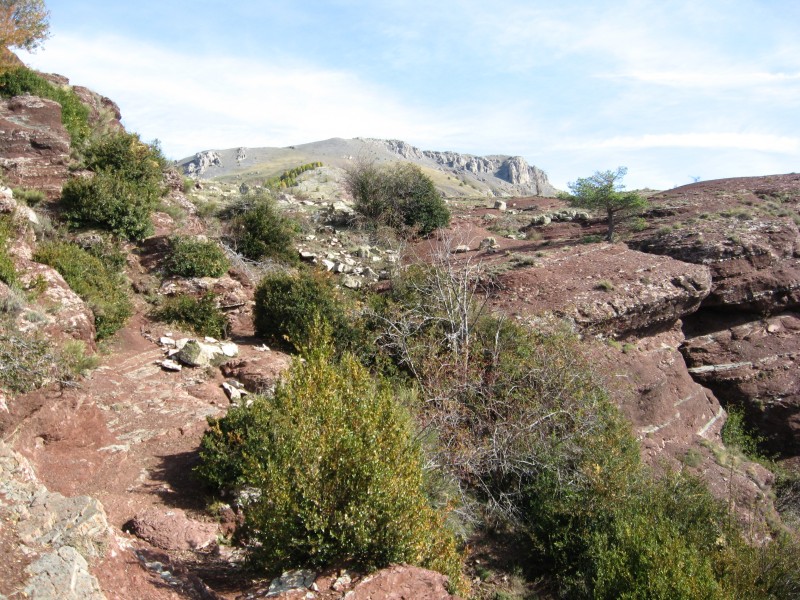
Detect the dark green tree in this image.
<box><xmin>346</xmin><ymin>161</ymin><xmax>449</xmax><ymax>236</ymax></box>
<box><xmin>560</xmin><ymin>167</ymin><xmax>647</xmax><ymax>241</ymax></box>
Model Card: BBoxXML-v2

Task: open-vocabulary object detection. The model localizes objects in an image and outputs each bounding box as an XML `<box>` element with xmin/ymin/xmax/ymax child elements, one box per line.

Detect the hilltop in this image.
<box><xmin>177</xmin><ymin>137</ymin><xmax>558</xmax><ymax>198</ymax></box>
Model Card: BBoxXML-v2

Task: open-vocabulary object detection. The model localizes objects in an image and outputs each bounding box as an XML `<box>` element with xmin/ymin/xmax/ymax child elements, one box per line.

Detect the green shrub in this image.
<box><xmin>721</xmin><ymin>405</ymin><xmax>764</xmax><ymax>459</ymax></box>
<box><xmin>629</xmin><ymin>216</ymin><xmax>648</xmax><ymax>232</ymax></box>
<box><xmin>197</xmin><ymin>345</ymin><xmax>464</xmax><ymax>587</ymax></box>
<box><xmin>62</xmin><ymin>132</ymin><xmax>166</xmax><ymax>241</ymax></box>
<box><xmin>265</xmin><ymin>162</ymin><xmax>323</xmax><ymax>189</ymax></box>
<box><xmin>0</xmin><ymin>67</ymin><xmax>91</xmax><ymax>146</ymax></box>
<box><xmin>61</xmin><ymin>174</ymin><xmax>155</xmax><ymax>241</ymax></box>
<box><xmin>254</xmin><ymin>270</ymin><xmax>360</xmax><ymax>354</ymax></box>
<box><xmin>153</xmin><ymin>293</ymin><xmax>229</xmax><ymax>339</ymax></box>
<box><xmin>0</xmin><ymin>214</ymin><xmax>18</xmax><ymax>286</ymax></box>
<box><xmin>12</xmin><ymin>187</ymin><xmax>45</xmax><ymax>205</ymax></box>
<box><xmin>580</xmin><ymin>234</ymin><xmax>604</xmax><ymax>244</ymax></box>
<box><xmin>81</xmin><ymin>131</ymin><xmax>167</xmax><ymax>183</ymax></box>
<box><xmin>34</xmin><ymin>241</ymin><xmax>132</xmax><ymax>339</ymax></box>
<box><xmin>0</xmin><ymin>326</ymin><xmax>56</xmax><ymax>392</ymax></box>
<box><xmin>584</xmin><ymin>473</ymin><xmax>730</xmax><ymax>599</ymax></box>
<box><xmin>226</xmin><ymin>195</ymin><xmax>297</xmax><ymax>263</ymax></box>
<box><xmin>57</xmin><ymin>339</ymin><xmax>99</xmax><ymax>380</ymax></box>
<box><xmin>346</xmin><ymin>162</ymin><xmax>450</xmax><ymax>236</ymax></box>
<box><xmin>164</xmin><ymin>236</ymin><xmax>229</xmax><ymax>278</ymax></box>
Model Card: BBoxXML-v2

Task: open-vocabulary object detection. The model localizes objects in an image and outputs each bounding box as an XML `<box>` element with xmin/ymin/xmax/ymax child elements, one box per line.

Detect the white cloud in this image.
<box><xmin>19</xmin><ymin>33</ymin><xmax>470</xmax><ymax>158</ymax></box>
<box><xmin>609</xmin><ymin>70</ymin><xmax>800</xmax><ymax>89</ymax></box>
<box><xmin>564</xmin><ymin>133</ymin><xmax>800</xmax><ymax>154</ymax></box>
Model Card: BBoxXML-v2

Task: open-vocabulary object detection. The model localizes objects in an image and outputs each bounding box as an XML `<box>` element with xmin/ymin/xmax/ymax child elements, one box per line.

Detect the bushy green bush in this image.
<box><xmin>721</xmin><ymin>405</ymin><xmax>765</xmax><ymax>459</ymax></box>
<box><xmin>34</xmin><ymin>241</ymin><xmax>132</xmax><ymax>339</ymax></box>
<box><xmin>12</xmin><ymin>187</ymin><xmax>45</xmax><ymax>206</ymax></box>
<box><xmin>226</xmin><ymin>195</ymin><xmax>298</xmax><ymax>263</ymax></box>
<box><xmin>61</xmin><ymin>174</ymin><xmax>155</xmax><ymax>241</ymax></box>
<box><xmin>0</xmin><ymin>326</ymin><xmax>56</xmax><ymax>392</ymax></box>
<box><xmin>62</xmin><ymin>132</ymin><xmax>166</xmax><ymax>241</ymax></box>
<box><xmin>153</xmin><ymin>293</ymin><xmax>229</xmax><ymax>339</ymax></box>
<box><xmin>197</xmin><ymin>344</ymin><xmax>464</xmax><ymax>588</ymax></box>
<box><xmin>0</xmin><ymin>66</ymin><xmax>91</xmax><ymax>146</ymax></box>
<box><xmin>346</xmin><ymin>162</ymin><xmax>449</xmax><ymax>236</ymax></box>
<box><xmin>253</xmin><ymin>270</ymin><xmax>359</xmax><ymax>353</ymax></box>
<box><xmin>164</xmin><ymin>236</ymin><xmax>229</xmax><ymax>278</ymax></box>
<box><xmin>0</xmin><ymin>214</ymin><xmax>18</xmax><ymax>286</ymax></box>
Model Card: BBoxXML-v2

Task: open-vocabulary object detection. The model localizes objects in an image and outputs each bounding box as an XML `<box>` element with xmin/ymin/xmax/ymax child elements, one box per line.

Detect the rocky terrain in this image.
<box><xmin>178</xmin><ymin>137</ymin><xmax>557</xmax><ymax>198</ymax></box>
<box><xmin>1</xmin><ymin>65</ymin><xmax>800</xmax><ymax>599</ymax></box>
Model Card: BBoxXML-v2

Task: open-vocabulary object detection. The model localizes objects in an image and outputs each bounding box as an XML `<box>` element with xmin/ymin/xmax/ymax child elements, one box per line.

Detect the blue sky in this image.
<box><xmin>18</xmin><ymin>0</ymin><xmax>800</xmax><ymax>189</ymax></box>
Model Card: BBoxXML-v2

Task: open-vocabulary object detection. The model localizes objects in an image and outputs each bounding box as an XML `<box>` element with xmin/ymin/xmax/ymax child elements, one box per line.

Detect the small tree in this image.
<box><xmin>224</xmin><ymin>194</ymin><xmax>298</xmax><ymax>264</ymax></box>
<box><xmin>560</xmin><ymin>167</ymin><xmax>647</xmax><ymax>241</ymax></box>
<box><xmin>0</xmin><ymin>0</ymin><xmax>49</xmax><ymax>55</ymax></box>
<box><xmin>346</xmin><ymin>161</ymin><xmax>449</xmax><ymax>236</ymax></box>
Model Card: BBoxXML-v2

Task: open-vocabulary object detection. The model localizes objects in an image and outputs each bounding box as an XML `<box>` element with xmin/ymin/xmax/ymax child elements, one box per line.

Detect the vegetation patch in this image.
<box><xmin>197</xmin><ymin>344</ymin><xmax>464</xmax><ymax>589</ymax></box>
<box><xmin>153</xmin><ymin>292</ymin><xmax>229</xmax><ymax>339</ymax></box>
<box><xmin>12</xmin><ymin>187</ymin><xmax>45</xmax><ymax>206</ymax></box>
<box><xmin>346</xmin><ymin>161</ymin><xmax>450</xmax><ymax>236</ymax></box>
<box><xmin>224</xmin><ymin>193</ymin><xmax>298</xmax><ymax>263</ymax></box>
<box><xmin>0</xmin><ymin>326</ymin><xmax>56</xmax><ymax>393</ymax></box>
<box><xmin>34</xmin><ymin>240</ymin><xmax>132</xmax><ymax>339</ymax></box>
<box><xmin>0</xmin><ymin>214</ymin><xmax>18</xmax><ymax>286</ymax></box>
<box><xmin>253</xmin><ymin>270</ymin><xmax>361</xmax><ymax>354</ymax></box>
<box><xmin>164</xmin><ymin>236</ymin><xmax>229</xmax><ymax>278</ymax></box>
<box><xmin>0</xmin><ymin>66</ymin><xmax>91</xmax><ymax>146</ymax></box>
<box><xmin>62</xmin><ymin>132</ymin><xmax>166</xmax><ymax>241</ymax></box>
<box><xmin>265</xmin><ymin>162</ymin><xmax>323</xmax><ymax>189</ymax></box>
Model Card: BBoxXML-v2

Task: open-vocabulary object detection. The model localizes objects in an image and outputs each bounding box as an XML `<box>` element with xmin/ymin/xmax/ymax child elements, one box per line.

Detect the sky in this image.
<box><xmin>17</xmin><ymin>0</ymin><xmax>800</xmax><ymax>190</ymax></box>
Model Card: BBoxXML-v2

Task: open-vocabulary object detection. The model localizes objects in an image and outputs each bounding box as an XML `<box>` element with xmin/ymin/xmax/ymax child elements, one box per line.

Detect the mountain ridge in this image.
<box><xmin>178</xmin><ymin>137</ymin><xmax>558</xmax><ymax>198</ymax></box>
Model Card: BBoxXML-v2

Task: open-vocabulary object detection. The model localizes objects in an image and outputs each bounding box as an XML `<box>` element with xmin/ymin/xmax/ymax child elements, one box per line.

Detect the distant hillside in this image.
<box><xmin>177</xmin><ymin>137</ymin><xmax>558</xmax><ymax>198</ymax></box>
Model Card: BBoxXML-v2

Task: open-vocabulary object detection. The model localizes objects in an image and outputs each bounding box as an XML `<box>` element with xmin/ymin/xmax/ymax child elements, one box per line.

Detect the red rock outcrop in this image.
<box><xmin>0</xmin><ymin>95</ymin><xmax>70</xmax><ymax>199</ymax></box>
<box><xmin>490</xmin><ymin>243</ymin><xmax>711</xmax><ymax>336</ymax></box>
<box><xmin>682</xmin><ymin>313</ymin><xmax>800</xmax><ymax>453</ymax></box>
<box><xmin>630</xmin><ymin>174</ymin><xmax>800</xmax><ymax>313</ymax></box>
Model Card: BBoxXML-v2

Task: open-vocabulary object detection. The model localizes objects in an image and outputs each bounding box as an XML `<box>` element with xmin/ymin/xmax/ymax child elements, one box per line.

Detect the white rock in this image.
<box><xmin>160</xmin><ymin>359</ymin><xmax>182</xmax><ymax>372</ymax></box>
<box><xmin>220</xmin><ymin>342</ymin><xmax>239</xmax><ymax>358</ymax></box>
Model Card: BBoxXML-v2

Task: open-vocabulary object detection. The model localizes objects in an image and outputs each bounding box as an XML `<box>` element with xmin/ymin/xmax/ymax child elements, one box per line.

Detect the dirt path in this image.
<box><xmin>5</xmin><ymin>313</ymin><xmax>290</xmax><ymax>598</ymax></box>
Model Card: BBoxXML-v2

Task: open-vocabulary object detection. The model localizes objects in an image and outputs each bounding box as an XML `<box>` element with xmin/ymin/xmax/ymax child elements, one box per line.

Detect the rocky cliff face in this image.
<box><xmin>377</xmin><ymin>138</ymin><xmax>557</xmax><ymax>196</ymax></box>
<box><xmin>183</xmin><ymin>149</ymin><xmax>222</xmax><ymax>177</ymax></box>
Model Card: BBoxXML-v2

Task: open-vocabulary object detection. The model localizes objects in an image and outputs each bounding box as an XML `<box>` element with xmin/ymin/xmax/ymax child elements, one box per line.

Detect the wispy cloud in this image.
<box><xmin>609</xmin><ymin>70</ymin><xmax>800</xmax><ymax>89</ymax></box>
<box><xmin>20</xmin><ymin>33</ymin><xmax>469</xmax><ymax>158</ymax></box>
<box><xmin>563</xmin><ymin>133</ymin><xmax>800</xmax><ymax>154</ymax></box>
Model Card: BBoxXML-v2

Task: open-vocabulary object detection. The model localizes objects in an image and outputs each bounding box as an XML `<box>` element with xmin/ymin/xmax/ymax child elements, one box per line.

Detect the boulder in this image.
<box><xmin>220</xmin><ymin>352</ymin><xmax>292</xmax><ymax>394</ymax></box>
<box><xmin>346</xmin><ymin>565</ymin><xmax>459</xmax><ymax>600</ymax></box>
<box><xmin>174</xmin><ymin>339</ymin><xmax>238</xmax><ymax>368</ymax></box>
<box><xmin>127</xmin><ymin>507</ymin><xmax>218</xmax><ymax>551</ymax></box>
<box><xmin>0</xmin><ymin>442</ymin><xmax>109</xmax><ymax>599</ymax></box>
